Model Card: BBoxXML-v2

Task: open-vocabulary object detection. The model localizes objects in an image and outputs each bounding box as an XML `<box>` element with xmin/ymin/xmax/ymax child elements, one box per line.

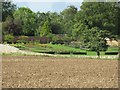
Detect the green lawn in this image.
<box><xmin>11</xmin><ymin>43</ymin><xmax>118</xmax><ymax>56</ymax></box>
<box><xmin>107</xmin><ymin>46</ymin><xmax>118</xmax><ymax>52</ymax></box>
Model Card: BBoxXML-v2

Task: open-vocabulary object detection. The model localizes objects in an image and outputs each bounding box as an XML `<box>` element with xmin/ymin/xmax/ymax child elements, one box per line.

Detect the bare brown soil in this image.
<box><xmin>2</xmin><ymin>56</ymin><xmax>118</xmax><ymax>88</ymax></box>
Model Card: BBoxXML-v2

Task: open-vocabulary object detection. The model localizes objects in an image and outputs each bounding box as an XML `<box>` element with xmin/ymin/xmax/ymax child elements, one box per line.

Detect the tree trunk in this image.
<box><xmin>97</xmin><ymin>51</ymin><xmax>100</xmax><ymax>58</ymax></box>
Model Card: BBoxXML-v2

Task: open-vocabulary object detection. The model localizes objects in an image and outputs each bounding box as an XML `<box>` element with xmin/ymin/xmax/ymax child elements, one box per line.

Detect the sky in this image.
<box><xmin>12</xmin><ymin>0</ymin><xmax>83</xmax><ymax>13</ymax></box>
<box><xmin>12</xmin><ymin>0</ymin><xmax>119</xmax><ymax>13</ymax></box>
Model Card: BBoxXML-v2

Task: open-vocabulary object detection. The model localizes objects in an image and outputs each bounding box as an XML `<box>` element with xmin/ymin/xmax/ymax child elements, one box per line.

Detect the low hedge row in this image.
<box><xmin>40</xmin><ymin>51</ymin><xmax>55</xmax><ymax>54</ymax></box>
<box><xmin>105</xmin><ymin>52</ymin><xmax>118</xmax><ymax>55</ymax></box>
<box><xmin>35</xmin><ymin>51</ymin><xmax>87</xmax><ymax>55</ymax></box>
<box><xmin>72</xmin><ymin>52</ymin><xmax>87</xmax><ymax>55</ymax></box>
<box><xmin>3</xmin><ymin>35</ymin><xmax>51</xmax><ymax>44</ymax></box>
<box><xmin>35</xmin><ymin>51</ymin><xmax>118</xmax><ymax>55</ymax></box>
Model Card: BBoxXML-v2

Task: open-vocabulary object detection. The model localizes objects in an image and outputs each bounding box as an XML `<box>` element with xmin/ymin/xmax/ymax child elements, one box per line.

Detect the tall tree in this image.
<box><xmin>34</xmin><ymin>12</ymin><xmax>47</xmax><ymax>36</ymax></box>
<box><xmin>40</xmin><ymin>20</ymin><xmax>52</xmax><ymax>37</ymax></box>
<box><xmin>2</xmin><ymin>0</ymin><xmax>16</xmax><ymax>21</ymax></box>
<box><xmin>13</xmin><ymin>7</ymin><xmax>36</xmax><ymax>36</ymax></box>
<box><xmin>2</xmin><ymin>15</ymin><xmax>22</xmax><ymax>36</ymax></box>
<box><xmin>74</xmin><ymin>2</ymin><xmax>119</xmax><ymax>37</ymax></box>
<box><xmin>35</xmin><ymin>12</ymin><xmax>64</xmax><ymax>35</ymax></box>
<box><xmin>80</xmin><ymin>27</ymin><xmax>109</xmax><ymax>57</ymax></box>
<box><xmin>48</xmin><ymin>12</ymin><xmax>64</xmax><ymax>34</ymax></box>
<box><xmin>61</xmin><ymin>5</ymin><xmax>77</xmax><ymax>35</ymax></box>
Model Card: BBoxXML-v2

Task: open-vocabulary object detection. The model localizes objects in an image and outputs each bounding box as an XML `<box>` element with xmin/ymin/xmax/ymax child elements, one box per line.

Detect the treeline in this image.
<box><xmin>2</xmin><ymin>1</ymin><xmax>119</xmax><ymax>38</ymax></box>
<box><xmin>2</xmin><ymin>3</ymin><xmax>77</xmax><ymax>37</ymax></box>
<box><xmin>1</xmin><ymin>0</ymin><xmax>120</xmax><ymax>55</ymax></box>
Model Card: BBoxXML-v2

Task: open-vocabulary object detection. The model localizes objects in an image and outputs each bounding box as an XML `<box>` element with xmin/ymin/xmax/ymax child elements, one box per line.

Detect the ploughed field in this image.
<box><xmin>2</xmin><ymin>56</ymin><xmax>118</xmax><ymax>88</ymax></box>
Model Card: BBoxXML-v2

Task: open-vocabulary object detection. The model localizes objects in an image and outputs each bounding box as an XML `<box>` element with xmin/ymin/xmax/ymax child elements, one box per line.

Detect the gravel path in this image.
<box><xmin>0</xmin><ymin>44</ymin><xmax>19</xmax><ymax>53</ymax></box>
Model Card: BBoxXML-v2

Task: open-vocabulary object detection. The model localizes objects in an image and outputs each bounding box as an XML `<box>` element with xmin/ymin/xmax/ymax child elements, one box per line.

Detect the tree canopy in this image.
<box><xmin>80</xmin><ymin>27</ymin><xmax>110</xmax><ymax>56</ymax></box>
<box><xmin>74</xmin><ymin>2</ymin><xmax>119</xmax><ymax>36</ymax></box>
<box><xmin>13</xmin><ymin>7</ymin><xmax>36</xmax><ymax>36</ymax></box>
<box><xmin>2</xmin><ymin>0</ymin><xmax>16</xmax><ymax>21</ymax></box>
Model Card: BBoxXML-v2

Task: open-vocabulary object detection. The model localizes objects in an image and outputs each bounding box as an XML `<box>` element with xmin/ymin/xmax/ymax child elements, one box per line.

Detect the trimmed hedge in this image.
<box><xmin>42</xmin><ymin>52</ymin><xmax>55</xmax><ymax>54</ymax></box>
<box><xmin>105</xmin><ymin>52</ymin><xmax>118</xmax><ymax>55</ymax></box>
<box><xmin>58</xmin><ymin>52</ymin><xmax>71</xmax><ymax>54</ymax></box>
<box><xmin>35</xmin><ymin>51</ymin><xmax>87</xmax><ymax>55</ymax></box>
<box><xmin>72</xmin><ymin>52</ymin><xmax>87</xmax><ymax>55</ymax></box>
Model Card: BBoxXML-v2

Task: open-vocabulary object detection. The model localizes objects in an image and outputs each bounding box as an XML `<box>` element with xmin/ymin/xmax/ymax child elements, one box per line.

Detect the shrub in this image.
<box><xmin>17</xmin><ymin>36</ymin><xmax>29</xmax><ymax>44</ymax></box>
<box><xmin>46</xmin><ymin>33</ymin><xmax>54</xmax><ymax>40</ymax></box>
<box><xmin>4</xmin><ymin>34</ymin><xmax>14</xmax><ymax>43</ymax></box>
<box><xmin>12</xmin><ymin>43</ymin><xmax>27</xmax><ymax>50</ymax></box>
<box><xmin>34</xmin><ymin>40</ymin><xmax>40</xmax><ymax>44</ymax></box>
<box><xmin>51</xmin><ymin>35</ymin><xmax>60</xmax><ymax>44</ymax></box>
<box><xmin>51</xmin><ymin>35</ymin><xmax>71</xmax><ymax>45</ymax></box>
<box><xmin>69</xmin><ymin>41</ymin><xmax>81</xmax><ymax>49</ymax></box>
<box><xmin>38</xmin><ymin>44</ymin><xmax>52</xmax><ymax>48</ymax></box>
<box><xmin>62</xmin><ymin>35</ymin><xmax>72</xmax><ymax>45</ymax></box>
<box><xmin>58</xmin><ymin>52</ymin><xmax>71</xmax><ymax>54</ymax></box>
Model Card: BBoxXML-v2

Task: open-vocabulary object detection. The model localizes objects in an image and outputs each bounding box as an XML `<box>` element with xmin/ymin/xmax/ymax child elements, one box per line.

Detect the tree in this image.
<box><xmin>60</xmin><ymin>5</ymin><xmax>77</xmax><ymax>35</ymax></box>
<box><xmin>74</xmin><ymin>2</ymin><xmax>119</xmax><ymax>37</ymax></box>
<box><xmin>72</xmin><ymin>23</ymin><xmax>88</xmax><ymax>40</ymax></box>
<box><xmin>2</xmin><ymin>0</ymin><xmax>16</xmax><ymax>21</ymax></box>
<box><xmin>48</xmin><ymin>12</ymin><xmax>64</xmax><ymax>34</ymax></box>
<box><xmin>2</xmin><ymin>0</ymin><xmax>17</xmax><ymax>36</ymax></box>
<box><xmin>50</xmin><ymin>22</ymin><xmax>63</xmax><ymax>34</ymax></box>
<box><xmin>13</xmin><ymin>7</ymin><xmax>36</xmax><ymax>36</ymax></box>
<box><xmin>2</xmin><ymin>16</ymin><xmax>13</xmax><ymax>35</ymax></box>
<box><xmin>2</xmin><ymin>16</ymin><xmax>22</xmax><ymax>36</ymax></box>
<box><xmin>80</xmin><ymin>27</ymin><xmax>109</xmax><ymax>57</ymax></box>
<box><xmin>40</xmin><ymin>20</ymin><xmax>52</xmax><ymax>37</ymax></box>
<box><xmin>35</xmin><ymin>12</ymin><xmax>50</xmax><ymax>36</ymax></box>
<box><xmin>35</xmin><ymin>25</ymin><xmax>41</xmax><ymax>36</ymax></box>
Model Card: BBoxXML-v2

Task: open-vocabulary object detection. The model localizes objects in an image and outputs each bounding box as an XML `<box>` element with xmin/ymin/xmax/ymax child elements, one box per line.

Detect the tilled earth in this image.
<box><xmin>2</xmin><ymin>56</ymin><xmax>118</xmax><ymax>88</ymax></box>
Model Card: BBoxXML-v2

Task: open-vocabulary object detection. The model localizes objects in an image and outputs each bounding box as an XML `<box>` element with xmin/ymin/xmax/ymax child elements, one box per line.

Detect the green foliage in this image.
<box><xmin>2</xmin><ymin>16</ymin><xmax>22</xmax><ymax>36</ymax></box>
<box><xmin>17</xmin><ymin>36</ymin><xmax>29</xmax><ymax>44</ymax></box>
<box><xmin>72</xmin><ymin>23</ymin><xmax>88</xmax><ymax>40</ymax></box>
<box><xmin>51</xmin><ymin>35</ymin><xmax>72</xmax><ymax>45</ymax></box>
<box><xmin>80</xmin><ymin>27</ymin><xmax>109</xmax><ymax>53</ymax></box>
<box><xmin>61</xmin><ymin>5</ymin><xmax>77</xmax><ymax>35</ymax></box>
<box><xmin>62</xmin><ymin>35</ymin><xmax>72</xmax><ymax>45</ymax></box>
<box><xmin>51</xmin><ymin>35</ymin><xmax>62</xmax><ymax>44</ymax></box>
<box><xmin>12</xmin><ymin>43</ymin><xmax>27</xmax><ymax>50</ymax></box>
<box><xmin>75</xmin><ymin>2</ymin><xmax>119</xmax><ymax>36</ymax></box>
<box><xmin>35</xmin><ymin>26</ymin><xmax>41</xmax><ymax>36</ymax></box>
<box><xmin>13</xmin><ymin>7</ymin><xmax>36</xmax><ymax>36</ymax></box>
<box><xmin>16</xmin><ymin>43</ymin><xmax>86</xmax><ymax>54</ymax></box>
<box><xmin>2</xmin><ymin>1</ymin><xmax>119</xmax><ymax>56</ymax></box>
<box><xmin>35</xmin><ymin>12</ymin><xmax>64</xmax><ymax>36</ymax></box>
<box><xmin>2</xmin><ymin>0</ymin><xmax>16</xmax><ymax>21</ymax></box>
<box><xmin>47</xmin><ymin>12</ymin><xmax>64</xmax><ymax>34</ymax></box>
<box><xmin>40</xmin><ymin>20</ymin><xmax>52</xmax><ymax>37</ymax></box>
<box><xmin>12</xmin><ymin>42</ymin><xmax>118</xmax><ymax>56</ymax></box>
<box><xmin>4</xmin><ymin>34</ymin><xmax>14</xmax><ymax>43</ymax></box>
<box><xmin>107</xmin><ymin>46</ymin><xmax>118</xmax><ymax>52</ymax></box>
<box><xmin>51</xmin><ymin>22</ymin><xmax>64</xmax><ymax>34</ymax></box>
<box><xmin>38</xmin><ymin>44</ymin><xmax>52</xmax><ymax>48</ymax></box>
